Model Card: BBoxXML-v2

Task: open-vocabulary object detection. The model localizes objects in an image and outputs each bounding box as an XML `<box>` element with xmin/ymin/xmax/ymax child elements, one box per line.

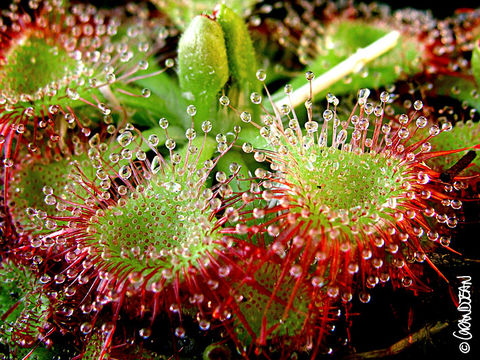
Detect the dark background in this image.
<box><xmin>2</xmin><ymin>0</ymin><xmax>480</xmax><ymax>19</ymax></box>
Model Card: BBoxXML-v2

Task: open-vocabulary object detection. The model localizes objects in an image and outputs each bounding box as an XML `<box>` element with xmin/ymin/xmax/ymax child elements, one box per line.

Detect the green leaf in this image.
<box><xmin>177</xmin><ymin>134</ymin><xmax>218</xmax><ymax>170</ymax></box>
<box><xmin>435</xmin><ymin>75</ymin><xmax>480</xmax><ymax>111</ymax></box>
<box><xmin>216</xmin><ymin>150</ymin><xmax>251</xmax><ymax>192</ymax></box>
<box><xmin>114</xmin><ymin>82</ymin><xmax>188</xmax><ymax>129</ymax></box>
<box><xmin>420</xmin><ymin>121</ymin><xmax>480</xmax><ymax>175</ymax></box>
<box><xmin>131</xmin><ymin>62</ymin><xmax>189</xmax><ymax>127</ymax></box>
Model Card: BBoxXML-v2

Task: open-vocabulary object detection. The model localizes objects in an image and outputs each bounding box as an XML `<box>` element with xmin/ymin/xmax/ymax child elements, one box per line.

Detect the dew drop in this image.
<box><xmin>165</xmin><ymin>138</ymin><xmax>176</xmax><ymax>150</ymax></box>
<box><xmin>148</xmin><ymin>134</ymin><xmax>159</xmax><ymax>146</ymax></box>
<box><xmin>80</xmin><ymin>322</ymin><xmax>93</xmax><ymax>334</ymax></box>
<box><xmin>175</xmin><ymin>326</ymin><xmax>186</xmax><ymax>338</ymax></box>
<box><xmin>242</xmin><ymin>142</ymin><xmax>253</xmax><ymax>153</ymax></box>
<box><xmin>199</xmin><ymin>319</ymin><xmax>210</xmax><ymax>331</ymax></box>
<box><xmin>186</xmin><ymin>105</ymin><xmax>197</xmax><ymax>116</ymax></box>
<box><xmin>219</xmin><ymin>95</ymin><xmax>230</xmax><ymax>106</ymax></box>
<box><xmin>201</xmin><ymin>121</ymin><xmax>212</xmax><ymax>132</ymax></box>
<box><xmin>185</xmin><ymin>128</ymin><xmax>196</xmax><ymax>140</ymax></box>
<box><xmin>240</xmin><ymin>111</ymin><xmax>252</xmax><ymax>123</ymax></box>
<box><xmin>327</xmin><ymin>286</ymin><xmax>339</xmax><ymax>298</ymax></box>
<box><xmin>413</xmin><ymin>100</ymin><xmax>423</xmax><ymax>111</ymax></box>
<box><xmin>66</xmin><ymin>88</ymin><xmax>79</xmax><ymax>100</ymax></box>
<box><xmin>289</xmin><ymin>265</ymin><xmax>302</xmax><ymax>278</ymax></box>
<box><xmin>158</xmin><ymin>117</ymin><xmax>169</xmax><ymax>129</ymax></box>
<box><xmin>416</xmin><ymin>116</ymin><xmax>428</xmax><ymax>128</ymax></box>
<box><xmin>256</xmin><ymin>69</ymin><xmax>266</xmax><ymax>81</ymax></box>
<box><xmin>359</xmin><ymin>291</ymin><xmax>371</xmax><ymax>303</ymax></box>
<box><xmin>119</xmin><ymin>165</ymin><xmax>132</xmax><ymax>179</ymax></box>
<box><xmin>380</xmin><ymin>91</ymin><xmax>390</xmax><ymax>103</ymax></box>
<box><xmin>358</xmin><ymin>88</ymin><xmax>370</xmax><ymax>101</ymax></box>
<box><xmin>429</xmin><ymin>125</ymin><xmax>440</xmax><ymax>136</ymax></box>
<box><xmin>117</xmin><ymin>131</ymin><xmax>133</xmax><ymax>147</ymax></box>
<box><xmin>139</xmin><ymin>327</ymin><xmax>151</xmax><ymax>339</ymax></box>
<box><xmin>323</xmin><ymin>109</ymin><xmax>333</xmax><ymax>122</ymax></box>
<box><xmin>250</xmin><ymin>92</ymin><xmax>262</xmax><ymax>104</ymax></box>
<box><xmin>401</xmin><ymin>276</ymin><xmax>413</xmax><ymax>287</ymax></box>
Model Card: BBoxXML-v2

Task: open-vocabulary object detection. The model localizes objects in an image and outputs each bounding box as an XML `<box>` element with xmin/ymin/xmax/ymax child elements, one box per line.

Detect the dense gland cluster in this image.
<box><xmin>0</xmin><ymin>35</ymin><xmax>81</xmax><ymax>98</ymax></box>
<box><xmin>234</xmin><ymin>82</ymin><xmax>467</xmax><ymax>304</ymax></box>
<box><xmin>0</xmin><ymin>0</ymin><xmax>174</xmax><ymax>164</ymax></box>
<box><xmin>17</xmin><ymin>117</ymin><xmax>263</xmax><ymax>357</ymax></box>
<box><xmin>0</xmin><ymin>260</ymin><xmax>51</xmax><ymax>358</ymax></box>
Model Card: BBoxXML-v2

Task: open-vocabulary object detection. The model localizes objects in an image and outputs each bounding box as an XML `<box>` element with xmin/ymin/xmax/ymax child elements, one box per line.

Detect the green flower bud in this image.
<box><xmin>178</xmin><ymin>15</ymin><xmax>229</xmax><ymax>106</ymax></box>
<box><xmin>215</xmin><ymin>4</ymin><xmax>257</xmax><ymax>93</ymax></box>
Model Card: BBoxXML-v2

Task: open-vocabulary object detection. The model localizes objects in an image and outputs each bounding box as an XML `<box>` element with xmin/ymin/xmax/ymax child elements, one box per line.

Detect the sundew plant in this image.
<box><xmin>0</xmin><ymin>0</ymin><xmax>479</xmax><ymax>359</ymax></box>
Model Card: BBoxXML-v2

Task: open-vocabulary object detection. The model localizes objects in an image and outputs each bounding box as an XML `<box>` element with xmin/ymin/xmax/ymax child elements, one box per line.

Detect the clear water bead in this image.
<box><xmin>323</xmin><ymin>109</ymin><xmax>333</xmax><ymax>122</ymax></box>
<box><xmin>117</xmin><ymin>131</ymin><xmax>133</xmax><ymax>147</ymax></box>
<box><xmin>380</xmin><ymin>91</ymin><xmax>390</xmax><ymax>102</ymax></box>
<box><xmin>336</xmin><ymin>129</ymin><xmax>347</xmax><ymax>144</ymax></box>
<box><xmin>398</xmin><ymin>127</ymin><xmax>410</xmax><ymax>139</ymax></box>
<box><xmin>139</xmin><ymin>327</ymin><xmax>151</xmax><ymax>339</ymax></box>
<box><xmin>280</xmin><ymin>104</ymin><xmax>290</xmax><ymax>115</ymax></box>
<box><xmin>138</xmin><ymin>60</ymin><xmax>148</xmax><ymax>70</ymax></box>
<box><xmin>429</xmin><ymin>125</ymin><xmax>440</xmax><ymax>136</ymax></box>
<box><xmin>413</xmin><ymin>100</ymin><xmax>423</xmax><ymax>111</ymax></box>
<box><xmin>305</xmin><ymin>121</ymin><xmax>318</xmax><ymax>133</ymax></box>
<box><xmin>326</xmin><ymin>93</ymin><xmax>339</xmax><ymax>106</ymax></box>
<box><xmin>148</xmin><ymin>134</ymin><xmax>159</xmax><ymax>146</ymax></box>
<box><xmin>250</xmin><ymin>92</ymin><xmax>262</xmax><ymax>104</ymax></box>
<box><xmin>186</xmin><ymin>105</ymin><xmax>197</xmax><ymax>116</ymax></box>
<box><xmin>398</xmin><ymin>114</ymin><xmax>409</xmax><ymax>125</ymax></box>
<box><xmin>201</xmin><ymin>121</ymin><xmax>212</xmax><ymax>133</ymax></box>
<box><xmin>42</xmin><ymin>185</ymin><xmax>54</xmax><ymax>195</ymax></box>
<box><xmin>66</xmin><ymin>87</ymin><xmax>79</xmax><ymax>100</ymax></box>
<box><xmin>358</xmin><ymin>88</ymin><xmax>370</xmax><ymax>100</ymax></box>
<box><xmin>119</xmin><ymin>165</ymin><xmax>132</xmax><ymax>180</ymax></box>
<box><xmin>256</xmin><ymin>69</ymin><xmax>266</xmax><ymax>81</ymax></box>
<box><xmin>216</xmin><ymin>134</ymin><xmax>227</xmax><ymax>143</ymax></box>
<box><xmin>158</xmin><ymin>117</ymin><xmax>168</xmax><ymax>129</ymax></box>
<box><xmin>416</xmin><ymin>116</ymin><xmax>428</xmax><ymax>128</ymax></box>
<box><xmin>242</xmin><ymin>142</ymin><xmax>253</xmax><ymax>153</ymax></box>
<box><xmin>219</xmin><ymin>95</ymin><xmax>230</xmax><ymax>106</ymax></box>
<box><xmin>240</xmin><ymin>112</ymin><xmax>252</xmax><ymax>123</ymax></box>
<box><xmin>441</xmin><ymin>121</ymin><xmax>453</xmax><ymax>131</ymax></box>
<box><xmin>165</xmin><ymin>138</ymin><xmax>176</xmax><ymax>150</ymax></box>
<box><xmin>179</xmin><ymin>124</ymin><xmax>195</xmax><ymax>140</ymax></box>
